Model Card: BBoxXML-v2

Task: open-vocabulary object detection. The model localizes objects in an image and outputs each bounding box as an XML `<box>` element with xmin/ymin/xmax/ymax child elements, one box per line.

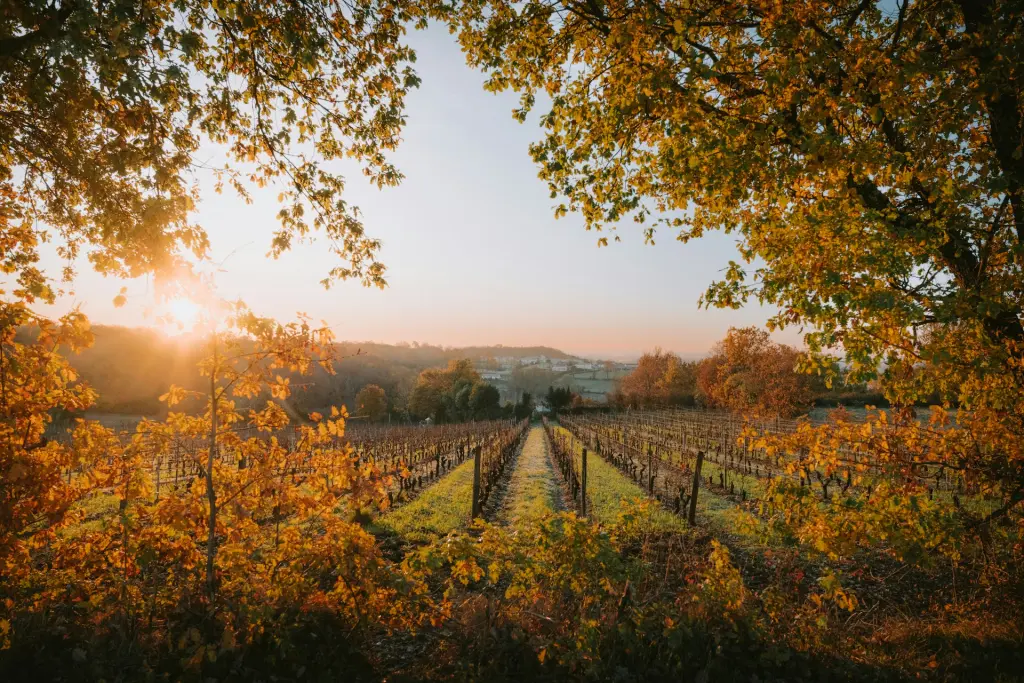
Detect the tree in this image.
<box><xmin>469</xmin><ymin>382</ymin><xmax>501</xmax><ymax>420</ymax></box>
<box><xmin>407</xmin><ymin>369</ymin><xmax>447</xmax><ymax>422</ymax></box>
<box><xmin>355</xmin><ymin>384</ymin><xmax>388</xmax><ymax>422</ymax></box>
<box><xmin>696</xmin><ymin>327</ymin><xmax>811</xmax><ymax>418</ymax></box>
<box><xmin>0</xmin><ymin>304</ymin><xmax>96</xmax><ymax>589</ymax></box>
<box><xmin>618</xmin><ymin>351</ymin><xmax>663</xmax><ymax>407</ymax></box>
<box><xmin>407</xmin><ymin>359</ymin><xmax>483</xmax><ymax>422</ymax></box>
<box><xmin>661</xmin><ymin>354</ymin><xmax>699</xmax><ymax>405</ymax></box>
<box><xmin>441</xmin><ymin>0</ymin><xmax>1024</xmax><ymax>377</ymax></box>
<box><xmin>1</xmin><ymin>5</ymin><xmax>445</xmax><ymax>663</ymax></box>
<box><xmin>617</xmin><ymin>349</ymin><xmax>697</xmax><ymax>407</ymax></box>
<box><xmin>441</xmin><ymin>0</ymin><xmax>1024</xmax><ymax>562</ymax></box>
<box><xmin>513</xmin><ymin>391</ymin><xmax>534</xmax><ymax>421</ymax></box>
<box><xmin>544</xmin><ymin>386</ymin><xmax>575</xmax><ymax>414</ymax></box>
<box><xmin>2</xmin><ymin>0</ymin><xmax>424</xmax><ymax>304</ymax></box>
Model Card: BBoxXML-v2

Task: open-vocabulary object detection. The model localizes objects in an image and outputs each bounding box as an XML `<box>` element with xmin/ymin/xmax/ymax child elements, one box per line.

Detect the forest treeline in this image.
<box><xmin>46</xmin><ymin>324</ymin><xmax>898</xmax><ymax>422</ymax></box>
<box><xmin>606</xmin><ymin>328</ymin><xmax>895</xmax><ymax>418</ymax></box>
<box><xmin>37</xmin><ymin>325</ymin><xmax>563</xmax><ymax>419</ymax></box>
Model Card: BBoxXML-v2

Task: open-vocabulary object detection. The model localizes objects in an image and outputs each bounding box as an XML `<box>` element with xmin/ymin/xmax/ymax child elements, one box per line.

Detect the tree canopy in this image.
<box><xmin>696</xmin><ymin>327</ymin><xmax>812</xmax><ymax>418</ymax></box>
<box><xmin>614</xmin><ymin>347</ymin><xmax>697</xmax><ymax>408</ymax></box>
<box><xmin>544</xmin><ymin>385</ymin><xmax>575</xmax><ymax>414</ymax></box>
<box><xmin>407</xmin><ymin>359</ymin><xmax>503</xmax><ymax>422</ymax></box>
<box><xmin>355</xmin><ymin>383</ymin><xmax>389</xmax><ymax>421</ymax></box>
<box><xmin>441</xmin><ymin>0</ymin><xmax>1023</xmax><ymax>388</ymax></box>
<box><xmin>3</xmin><ymin>0</ymin><xmax>423</xmax><ymax>304</ymax></box>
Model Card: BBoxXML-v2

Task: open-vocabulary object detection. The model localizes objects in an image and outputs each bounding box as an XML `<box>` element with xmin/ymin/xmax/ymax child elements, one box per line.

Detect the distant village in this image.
<box><xmin>472</xmin><ymin>354</ymin><xmax>638</xmax><ymax>406</ymax></box>
<box><xmin>475</xmin><ymin>354</ymin><xmax>636</xmax><ymax>382</ymax></box>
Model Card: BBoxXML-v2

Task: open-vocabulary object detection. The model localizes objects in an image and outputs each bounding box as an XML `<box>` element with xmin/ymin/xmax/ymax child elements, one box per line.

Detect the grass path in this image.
<box><xmin>498</xmin><ymin>426</ymin><xmax>564</xmax><ymax>526</ymax></box>
<box><xmin>584</xmin><ymin>449</ymin><xmax>689</xmax><ymax>531</ymax></box>
<box><xmin>375</xmin><ymin>457</ymin><xmax>475</xmax><ymax>542</ymax></box>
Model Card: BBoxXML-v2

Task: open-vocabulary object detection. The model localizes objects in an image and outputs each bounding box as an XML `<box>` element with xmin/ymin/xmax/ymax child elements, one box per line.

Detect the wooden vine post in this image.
<box><xmin>581</xmin><ymin>447</ymin><xmax>588</xmax><ymax>517</ymax></box>
<box><xmin>687</xmin><ymin>450</ymin><xmax>705</xmax><ymax>526</ymax></box>
<box><xmin>647</xmin><ymin>444</ymin><xmax>654</xmax><ymax>494</ymax></box>
<box><xmin>470</xmin><ymin>444</ymin><xmax>482</xmax><ymax>519</ymax></box>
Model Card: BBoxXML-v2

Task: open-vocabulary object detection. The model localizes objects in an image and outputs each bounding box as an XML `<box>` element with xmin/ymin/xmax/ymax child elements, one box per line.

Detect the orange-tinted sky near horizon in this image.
<box><xmin>34</xmin><ymin>24</ymin><xmax>803</xmax><ymax>361</ymax></box>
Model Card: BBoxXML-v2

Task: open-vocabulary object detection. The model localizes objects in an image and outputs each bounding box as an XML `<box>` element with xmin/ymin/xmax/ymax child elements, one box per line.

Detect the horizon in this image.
<box><xmin>84</xmin><ymin>320</ymin><xmax>715</xmax><ymax>364</ymax></box>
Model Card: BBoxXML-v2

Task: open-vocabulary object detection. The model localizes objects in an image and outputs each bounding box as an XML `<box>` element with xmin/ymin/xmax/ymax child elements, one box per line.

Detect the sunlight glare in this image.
<box><xmin>167</xmin><ymin>297</ymin><xmax>201</xmax><ymax>331</ymax></box>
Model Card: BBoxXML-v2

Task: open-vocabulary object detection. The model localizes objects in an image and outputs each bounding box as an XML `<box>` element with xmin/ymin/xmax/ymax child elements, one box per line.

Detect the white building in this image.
<box><xmin>480</xmin><ymin>369</ymin><xmax>511</xmax><ymax>381</ymax></box>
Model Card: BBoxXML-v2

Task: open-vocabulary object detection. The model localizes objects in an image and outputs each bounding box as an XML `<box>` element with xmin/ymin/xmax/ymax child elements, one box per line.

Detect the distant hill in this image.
<box><xmin>335</xmin><ymin>341</ymin><xmax>575</xmax><ymax>362</ymax></box>
<box><xmin>454</xmin><ymin>345</ymin><xmax>575</xmax><ymax>360</ymax></box>
<box><xmin>44</xmin><ymin>325</ymin><xmax>578</xmax><ymax>418</ymax></box>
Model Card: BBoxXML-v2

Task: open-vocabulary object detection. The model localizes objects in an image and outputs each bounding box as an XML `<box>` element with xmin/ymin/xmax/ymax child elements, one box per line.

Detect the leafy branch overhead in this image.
<box><xmin>2</xmin><ymin>0</ymin><xmax>425</xmax><ymax>300</ymax></box>
<box><xmin>438</xmin><ymin>0</ymin><xmax>1024</xmax><ymax>375</ymax></box>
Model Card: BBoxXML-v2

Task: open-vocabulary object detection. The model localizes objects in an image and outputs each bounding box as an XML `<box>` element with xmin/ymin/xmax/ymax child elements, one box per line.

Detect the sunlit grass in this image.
<box><xmin>583</xmin><ymin>451</ymin><xmax>689</xmax><ymax>531</ymax></box>
<box><xmin>62</xmin><ymin>492</ymin><xmax>121</xmax><ymax>538</ymax></box>
<box><xmin>375</xmin><ymin>457</ymin><xmax>475</xmax><ymax>542</ymax></box>
<box><xmin>501</xmin><ymin>427</ymin><xmax>560</xmax><ymax>526</ymax></box>
<box><xmin>550</xmin><ymin>426</ymin><xmax>687</xmax><ymax>532</ymax></box>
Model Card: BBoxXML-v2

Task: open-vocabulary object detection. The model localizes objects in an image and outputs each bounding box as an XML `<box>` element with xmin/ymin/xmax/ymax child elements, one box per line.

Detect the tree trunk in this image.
<box><xmin>205</xmin><ymin>334</ymin><xmax>218</xmax><ymax>600</ymax></box>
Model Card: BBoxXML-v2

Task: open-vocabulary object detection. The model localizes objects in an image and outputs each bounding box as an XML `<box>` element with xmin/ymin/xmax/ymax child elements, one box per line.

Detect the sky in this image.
<box><xmin>37</xmin><ymin>24</ymin><xmax>802</xmax><ymax>361</ymax></box>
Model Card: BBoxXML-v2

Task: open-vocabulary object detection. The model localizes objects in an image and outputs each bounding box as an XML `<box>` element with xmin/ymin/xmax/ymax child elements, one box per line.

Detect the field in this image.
<box><xmin>12</xmin><ymin>397</ymin><xmax>1024</xmax><ymax>683</ymax></box>
<box><xmin>360</xmin><ymin>412</ymin><xmax>1021</xmax><ymax>682</ymax></box>
<box><xmin>552</xmin><ymin>369</ymin><xmax>628</xmax><ymax>402</ymax></box>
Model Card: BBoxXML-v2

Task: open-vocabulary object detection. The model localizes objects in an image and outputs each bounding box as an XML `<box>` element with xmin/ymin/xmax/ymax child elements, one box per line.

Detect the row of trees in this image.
<box><xmin>405</xmin><ymin>359</ymin><xmax>533</xmax><ymax>423</ymax></box>
<box><xmin>611</xmin><ymin>328</ymin><xmax>820</xmax><ymax>418</ymax></box>
<box><xmin>612</xmin><ymin>328</ymin><xmax>902</xmax><ymax>418</ymax></box>
<box><xmin>351</xmin><ymin>332</ymin><xmax>836</xmax><ymax>421</ymax></box>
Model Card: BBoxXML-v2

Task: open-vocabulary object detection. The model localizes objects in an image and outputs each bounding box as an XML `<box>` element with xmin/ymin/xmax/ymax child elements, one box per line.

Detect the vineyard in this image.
<box><xmin>7</xmin><ymin>380</ymin><xmax>1024</xmax><ymax>682</ymax></box>
<box><xmin>5</xmin><ymin>1</ymin><xmax>1024</xmax><ymax>680</ymax></box>
<box><xmin>59</xmin><ymin>418</ymin><xmax>527</xmax><ymax>521</ymax></box>
<box><xmin>559</xmin><ymin>408</ymin><xmax>989</xmax><ymax>516</ymax></box>
<box><xmin>7</xmin><ymin>333</ymin><xmax>1024</xmax><ymax>683</ymax></box>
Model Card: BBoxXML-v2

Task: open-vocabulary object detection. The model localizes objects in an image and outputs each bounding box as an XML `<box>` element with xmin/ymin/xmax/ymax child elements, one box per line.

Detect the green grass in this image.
<box><xmin>549</xmin><ymin>426</ymin><xmax>757</xmax><ymax>534</ymax></box>
<box><xmin>500</xmin><ymin>427</ymin><xmax>560</xmax><ymax>526</ymax></box>
<box><xmin>551</xmin><ymin>427</ymin><xmax>687</xmax><ymax>532</ymax></box>
<box><xmin>60</xmin><ymin>492</ymin><xmax>121</xmax><ymax>537</ymax></box>
<box><xmin>375</xmin><ymin>457</ymin><xmax>475</xmax><ymax>542</ymax></box>
<box><xmin>584</xmin><ymin>453</ymin><xmax>689</xmax><ymax>531</ymax></box>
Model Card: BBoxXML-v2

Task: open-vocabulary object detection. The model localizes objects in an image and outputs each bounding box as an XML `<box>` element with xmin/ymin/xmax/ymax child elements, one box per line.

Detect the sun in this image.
<box><xmin>167</xmin><ymin>297</ymin><xmax>201</xmax><ymax>331</ymax></box>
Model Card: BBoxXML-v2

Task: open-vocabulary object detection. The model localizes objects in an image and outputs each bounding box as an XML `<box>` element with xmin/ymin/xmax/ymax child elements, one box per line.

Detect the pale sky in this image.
<box><xmin>37</xmin><ymin>24</ymin><xmax>802</xmax><ymax>360</ymax></box>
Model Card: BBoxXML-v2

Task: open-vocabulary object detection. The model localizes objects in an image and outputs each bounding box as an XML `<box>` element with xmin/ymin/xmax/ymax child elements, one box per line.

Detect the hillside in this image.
<box><xmin>53</xmin><ymin>325</ymin><xmax>579</xmax><ymax>418</ymax></box>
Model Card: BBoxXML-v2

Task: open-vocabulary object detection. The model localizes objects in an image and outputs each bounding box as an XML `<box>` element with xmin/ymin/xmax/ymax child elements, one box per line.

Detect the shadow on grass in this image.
<box><xmin>3</xmin><ymin>605</ymin><xmax>1020</xmax><ymax>682</ymax></box>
